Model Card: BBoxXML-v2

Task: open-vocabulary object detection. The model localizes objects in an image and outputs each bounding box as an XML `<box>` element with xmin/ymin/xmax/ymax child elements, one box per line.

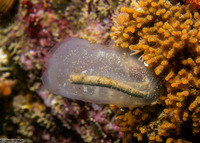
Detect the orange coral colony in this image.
<box><xmin>110</xmin><ymin>0</ymin><xmax>200</xmax><ymax>142</ymax></box>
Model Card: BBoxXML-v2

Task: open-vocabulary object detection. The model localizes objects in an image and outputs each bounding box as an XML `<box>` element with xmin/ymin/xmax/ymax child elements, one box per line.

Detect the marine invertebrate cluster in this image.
<box><xmin>1</xmin><ymin>0</ymin><xmax>126</xmax><ymax>142</ymax></box>
<box><xmin>42</xmin><ymin>38</ymin><xmax>159</xmax><ymax>107</ymax></box>
<box><xmin>110</xmin><ymin>0</ymin><xmax>200</xmax><ymax>142</ymax></box>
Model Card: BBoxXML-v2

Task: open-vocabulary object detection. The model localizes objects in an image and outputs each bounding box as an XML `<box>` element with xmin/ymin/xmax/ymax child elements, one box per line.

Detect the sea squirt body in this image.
<box><xmin>42</xmin><ymin>38</ymin><xmax>160</xmax><ymax>107</ymax></box>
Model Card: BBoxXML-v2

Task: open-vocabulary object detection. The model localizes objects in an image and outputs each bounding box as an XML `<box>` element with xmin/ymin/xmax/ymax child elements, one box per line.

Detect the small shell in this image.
<box><xmin>0</xmin><ymin>0</ymin><xmax>15</xmax><ymax>14</ymax></box>
<box><xmin>42</xmin><ymin>38</ymin><xmax>160</xmax><ymax>107</ymax></box>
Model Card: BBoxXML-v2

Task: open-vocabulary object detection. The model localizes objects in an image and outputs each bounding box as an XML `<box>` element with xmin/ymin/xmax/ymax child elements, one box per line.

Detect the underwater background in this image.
<box><xmin>1</xmin><ymin>0</ymin><xmax>200</xmax><ymax>142</ymax></box>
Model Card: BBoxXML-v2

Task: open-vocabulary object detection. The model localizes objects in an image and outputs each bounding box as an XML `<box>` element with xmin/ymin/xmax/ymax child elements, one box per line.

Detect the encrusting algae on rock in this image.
<box><xmin>110</xmin><ymin>0</ymin><xmax>200</xmax><ymax>142</ymax></box>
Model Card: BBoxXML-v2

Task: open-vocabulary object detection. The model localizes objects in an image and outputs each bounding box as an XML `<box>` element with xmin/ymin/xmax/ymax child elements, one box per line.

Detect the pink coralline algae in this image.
<box><xmin>20</xmin><ymin>0</ymin><xmax>70</xmax><ymax>47</ymax></box>
<box><xmin>37</xmin><ymin>88</ymin><xmax>122</xmax><ymax>142</ymax></box>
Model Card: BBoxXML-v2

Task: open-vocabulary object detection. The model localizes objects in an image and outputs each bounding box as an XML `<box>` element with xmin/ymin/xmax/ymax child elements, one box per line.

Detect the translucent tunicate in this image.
<box><xmin>41</xmin><ymin>38</ymin><xmax>160</xmax><ymax>107</ymax></box>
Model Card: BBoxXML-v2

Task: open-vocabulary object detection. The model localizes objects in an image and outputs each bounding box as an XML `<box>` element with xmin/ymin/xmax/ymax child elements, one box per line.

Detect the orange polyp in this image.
<box><xmin>169</xmin><ymin>37</ymin><xmax>174</xmax><ymax>42</ymax></box>
<box><xmin>165</xmin><ymin>11</ymin><xmax>171</xmax><ymax>16</ymax></box>
<box><xmin>138</xmin><ymin>1</ymin><xmax>147</xmax><ymax>7</ymax></box>
<box><xmin>155</xmin><ymin>65</ymin><xmax>164</xmax><ymax>75</ymax></box>
<box><xmin>196</xmin><ymin>57</ymin><xmax>200</xmax><ymax>63</ymax></box>
<box><xmin>121</xmin><ymin>42</ymin><xmax>129</xmax><ymax>48</ymax></box>
<box><xmin>187</xmin><ymin>73</ymin><xmax>194</xmax><ymax>80</ymax></box>
<box><xmin>181</xmin><ymin>34</ymin><xmax>188</xmax><ymax>40</ymax></box>
<box><xmin>143</xmin><ymin>55</ymin><xmax>150</xmax><ymax>60</ymax></box>
<box><xmin>149</xmin><ymin>7</ymin><xmax>156</xmax><ymax>13</ymax></box>
<box><xmin>147</xmin><ymin>15</ymin><xmax>153</xmax><ymax>21</ymax></box>
<box><xmin>184</xmin><ymin>12</ymin><xmax>192</xmax><ymax>19</ymax></box>
<box><xmin>143</xmin><ymin>28</ymin><xmax>148</xmax><ymax>33</ymax></box>
<box><xmin>127</xmin><ymin>8</ymin><xmax>134</xmax><ymax>13</ymax></box>
<box><xmin>137</xmin><ymin>23</ymin><xmax>142</xmax><ymax>28</ymax></box>
<box><xmin>121</xmin><ymin>7</ymin><xmax>127</xmax><ymax>13</ymax></box>
<box><xmin>132</xmin><ymin>12</ymin><xmax>138</xmax><ymax>19</ymax></box>
<box><xmin>156</xmin><ymin>21</ymin><xmax>163</xmax><ymax>27</ymax></box>
<box><xmin>158</xmin><ymin>28</ymin><xmax>165</xmax><ymax>33</ymax></box>
<box><xmin>164</xmin><ymin>31</ymin><xmax>170</xmax><ymax>37</ymax></box>
<box><xmin>171</xmin><ymin>6</ymin><xmax>179</xmax><ymax>11</ymax></box>
<box><xmin>167</xmin><ymin>49</ymin><xmax>174</xmax><ymax>59</ymax></box>
<box><xmin>194</xmin><ymin>22</ymin><xmax>200</xmax><ymax>28</ymax></box>
<box><xmin>142</xmin><ymin>45</ymin><xmax>149</xmax><ymax>50</ymax></box>
<box><xmin>176</xmin><ymin>31</ymin><xmax>181</xmax><ymax>36</ymax></box>
<box><xmin>174</xmin><ymin>12</ymin><xmax>180</xmax><ymax>17</ymax></box>
<box><xmin>197</xmin><ymin>32</ymin><xmax>200</xmax><ymax>39</ymax></box>
<box><xmin>194</xmin><ymin>12</ymin><xmax>199</xmax><ymax>19</ymax></box>
<box><xmin>183</xmin><ymin>91</ymin><xmax>189</xmax><ymax>96</ymax></box>
<box><xmin>149</xmin><ymin>135</ymin><xmax>156</xmax><ymax>141</ymax></box>
<box><xmin>119</xmin><ymin>13</ymin><xmax>130</xmax><ymax>23</ymax></box>
<box><xmin>196</xmin><ymin>45</ymin><xmax>200</xmax><ymax>52</ymax></box>
<box><xmin>185</xmin><ymin>19</ymin><xmax>193</xmax><ymax>25</ymax></box>
<box><xmin>111</xmin><ymin>26</ymin><xmax>116</xmax><ymax>32</ymax></box>
<box><xmin>189</xmin><ymin>38</ymin><xmax>198</xmax><ymax>44</ymax></box>
<box><xmin>163</xmin><ymin>22</ymin><xmax>171</xmax><ymax>29</ymax></box>
<box><xmin>171</xmin><ymin>31</ymin><xmax>176</xmax><ymax>36</ymax></box>
<box><xmin>176</xmin><ymin>102</ymin><xmax>182</xmax><ymax>107</ymax></box>
<box><xmin>173</xmin><ymin>42</ymin><xmax>181</xmax><ymax>49</ymax></box>
<box><xmin>172</xmin><ymin>21</ymin><xmax>179</xmax><ymax>28</ymax></box>
<box><xmin>183</xmin><ymin>112</ymin><xmax>189</xmax><ymax>121</ymax></box>
<box><xmin>192</xmin><ymin>29</ymin><xmax>198</xmax><ymax>36</ymax></box>
<box><xmin>3</xmin><ymin>87</ymin><xmax>11</xmax><ymax>96</ymax></box>
<box><xmin>151</xmin><ymin>2</ymin><xmax>158</xmax><ymax>8</ymax></box>
<box><xmin>161</xmin><ymin>60</ymin><xmax>168</xmax><ymax>66</ymax></box>
<box><xmin>123</xmin><ymin>33</ymin><xmax>130</xmax><ymax>39</ymax></box>
<box><xmin>182</xmin><ymin>29</ymin><xmax>187</xmax><ymax>34</ymax></box>
<box><xmin>159</xmin><ymin>0</ymin><xmax>165</xmax><ymax>5</ymax></box>
<box><xmin>187</xmin><ymin>58</ymin><xmax>195</xmax><ymax>66</ymax></box>
<box><xmin>181</xmin><ymin>77</ymin><xmax>189</xmax><ymax>84</ymax></box>
<box><xmin>178</xmin><ymin>69</ymin><xmax>187</xmax><ymax>75</ymax></box>
<box><xmin>156</xmin><ymin>9</ymin><xmax>161</xmax><ymax>16</ymax></box>
<box><xmin>136</xmin><ymin>17</ymin><xmax>143</xmax><ymax>23</ymax></box>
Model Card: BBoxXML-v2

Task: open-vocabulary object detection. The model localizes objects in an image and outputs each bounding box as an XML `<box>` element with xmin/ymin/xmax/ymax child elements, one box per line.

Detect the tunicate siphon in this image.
<box><xmin>41</xmin><ymin>38</ymin><xmax>160</xmax><ymax>107</ymax></box>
